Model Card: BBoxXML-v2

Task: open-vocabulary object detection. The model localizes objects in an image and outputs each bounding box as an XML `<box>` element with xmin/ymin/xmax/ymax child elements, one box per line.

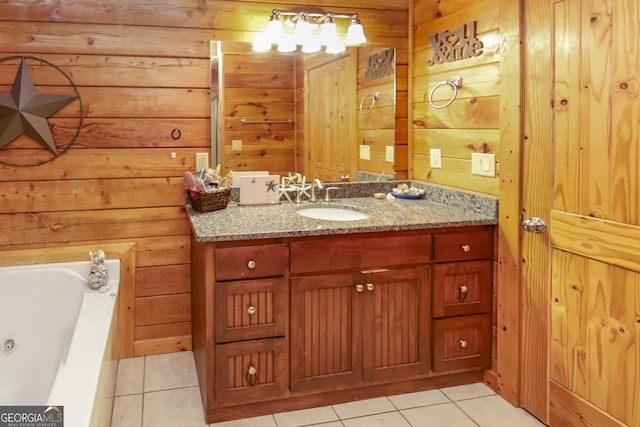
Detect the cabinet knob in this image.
<box><xmin>246</xmin><ymin>365</ymin><xmax>258</xmax><ymax>386</ymax></box>
<box><xmin>355</xmin><ymin>284</ymin><xmax>364</xmax><ymax>293</ymax></box>
<box><xmin>366</xmin><ymin>283</ymin><xmax>374</xmax><ymax>292</ymax></box>
<box><xmin>247</xmin><ymin>305</ymin><xmax>257</xmax><ymax>315</ymax></box>
<box><xmin>458</xmin><ymin>285</ymin><xmax>468</xmax><ymax>302</ymax></box>
<box><xmin>247</xmin><ymin>260</ymin><xmax>256</xmax><ymax>269</ymax></box>
<box><xmin>461</xmin><ymin>244</ymin><xmax>471</xmax><ymax>253</ymax></box>
<box><xmin>459</xmin><ymin>339</ymin><xmax>468</xmax><ymax>348</ymax></box>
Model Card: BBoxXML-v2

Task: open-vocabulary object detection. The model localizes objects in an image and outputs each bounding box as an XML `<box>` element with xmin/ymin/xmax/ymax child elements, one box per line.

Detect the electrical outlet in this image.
<box><xmin>195</xmin><ymin>153</ymin><xmax>209</xmax><ymax>171</ymax></box>
<box><xmin>359</xmin><ymin>145</ymin><xmax>370</xmax><ymax>160</ymax></box>
<box><xmin>430</xmin><ymin>149</ymin><xmax>442</xmax><ymax>168</ymax></box>
<box><xmin>471</xmin><ymin>153</ymin><xmax>496</xmax><ymax>177</ymax></box>
<box><xmin>385</xmin><ymin>146</ymin><xmax>394</xmax><ymax>163</ymax></box>
<box><xmin>232</xmin><ymin>139</ymin><xmax>243</xmax><ymax>151</ymax></box>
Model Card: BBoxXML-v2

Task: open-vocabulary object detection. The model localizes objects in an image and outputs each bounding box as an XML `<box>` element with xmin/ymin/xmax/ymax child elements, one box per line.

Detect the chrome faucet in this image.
<box><xmin>309</xmin><ymin>178</ymin><xmax>323</xmax><ymax>203</ymax></box>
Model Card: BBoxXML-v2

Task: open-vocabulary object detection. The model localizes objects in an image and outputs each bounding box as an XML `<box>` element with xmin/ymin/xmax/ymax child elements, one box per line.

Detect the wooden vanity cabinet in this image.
<box><xmin>192</xmin><ymin>227</ymin><xmax>494</xmax><ymax>423</ymax></box>
<box><xmin>290</xmin><ymin>266</ymin><xmax>430</xmax><ymax>392</ymax></box>
<box><xmin>431</xmin><ymin>228</ymin><xmax>493</xmax><ymax>372</ymax></box>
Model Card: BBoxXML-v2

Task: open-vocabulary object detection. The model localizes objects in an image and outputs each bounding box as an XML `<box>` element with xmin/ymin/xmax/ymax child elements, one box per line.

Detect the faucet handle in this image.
<box><xmin>323</xmin><ymin>187</ymin><xmax>339</xmax><ymax>202</ymax></box>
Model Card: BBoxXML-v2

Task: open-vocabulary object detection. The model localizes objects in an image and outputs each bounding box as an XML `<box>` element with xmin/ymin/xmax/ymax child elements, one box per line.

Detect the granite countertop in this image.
<box><xmin>188</xmin><ymin>181</ymin><xmax>498</xmax><ymax>242</ymax></box>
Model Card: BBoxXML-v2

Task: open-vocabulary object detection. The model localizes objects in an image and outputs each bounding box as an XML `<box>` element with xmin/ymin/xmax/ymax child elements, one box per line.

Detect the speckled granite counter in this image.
<box><xmin>188</xmin><ymin>182</ymin><xmax>498</xmax><ymax>242</ymax></box>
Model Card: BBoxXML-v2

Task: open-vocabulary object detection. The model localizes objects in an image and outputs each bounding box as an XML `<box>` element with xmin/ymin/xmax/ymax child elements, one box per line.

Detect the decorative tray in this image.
<box><xmin>390</xmin><ymin>191</ymin><xmax>424</xmax><ymax>200</ymax></box>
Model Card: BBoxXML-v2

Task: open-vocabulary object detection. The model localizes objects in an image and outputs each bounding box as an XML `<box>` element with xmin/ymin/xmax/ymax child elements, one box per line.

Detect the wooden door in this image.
<box><xmin>361</xmin><ymin>267</ymin><xmax>430</xmax><ymax>382</ymax></box>
<box><xmin>524</xmin><ymin>1</ymin><xmax>640</xmax><ymax>426</ymax></box>
<box><xmin>289</xmin><ymin>272</ymin><xmax>362</xmax><ymax>392</ymax></box>
<box><xmin>305</xmin><ymin>53</ymin><xmax>357</xmax><ymax>181</ymax></box>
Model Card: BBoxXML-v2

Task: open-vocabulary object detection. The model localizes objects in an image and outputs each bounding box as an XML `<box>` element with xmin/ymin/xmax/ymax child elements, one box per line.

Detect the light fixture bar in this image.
<box><xmin>253</xmin><ymin>8</ymin><xmax>366</xmax><ymax>54</ymax></box>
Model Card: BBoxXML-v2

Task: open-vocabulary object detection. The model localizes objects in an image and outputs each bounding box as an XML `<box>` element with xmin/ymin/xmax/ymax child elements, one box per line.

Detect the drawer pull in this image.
<box><xmin>460</xmin><ymin>339</ymin><xmax>468</xmax><ymax>348</ymax></box>
<box><xmin>461</xmin><ymin>244</ymin><xmax>471</xmax><ymax>253</ymax></box>
<box><xmin>247</xmin><ymin>305</ymin><xmax>257</xmax><ymax>315</ymax></box>
<box><xmin>458</xmin><ymin>285</ymin><xmax>468</xmax><ymax>302</ymax></box>
<box><xmin>356</xmin><ymin>284</ymin><xmax>364</xmax><ymax>293</ymax></box>
<box><xmin>246</xmin><ymin>365</ymin><xmax>258</xmax><ymax>386</ymax></box>
<box><xmin>247</xmin><ymin>260</ymin><xmax>256</xmax><ymax>269</ymax></box>
<box><xmin>366</xmin><ymin>283</ymin><xmax>374</xmax><ymax>292</ymax></box>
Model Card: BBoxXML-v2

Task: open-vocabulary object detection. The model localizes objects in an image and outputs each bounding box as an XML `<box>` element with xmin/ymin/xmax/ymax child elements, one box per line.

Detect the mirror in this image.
<box><xmin>211</xmin><ymin>41</ymin><xmax>398</xmax><ymax>184</ymax></box>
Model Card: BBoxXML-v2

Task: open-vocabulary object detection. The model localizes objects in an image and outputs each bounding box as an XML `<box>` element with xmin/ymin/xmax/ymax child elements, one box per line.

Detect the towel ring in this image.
<box><xmin>359</xmin><ymin>91</ymin><xmax>381</xmax><ymax>114</ymax></box>
<box><xmin>428</xmin><ymin>76</ymin><xmax>463</xmax><ymax>109</ymax></box>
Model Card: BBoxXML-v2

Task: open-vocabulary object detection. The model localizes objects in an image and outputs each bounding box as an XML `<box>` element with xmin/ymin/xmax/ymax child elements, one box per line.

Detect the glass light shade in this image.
<box><xmin>293</xmin><ymin>18</ymin><xmax>312</xmax><ymax>44</ymax></box>
<box><xmin>301</xmin><ymin>37</ymin><xmax>321</xmax><ymax>53</ymax></box>
<box><xmin>325</xmin><ymin>43</ymin><xmax>346</xmax><ymax>54</ymax></box>
<box><xmin>252</xmin><ymin>35</ymin><xmax>272</xmax><ymax>52</ymax></box>
<box><xmin>320</xmin><ymin>22</ymin><xmax>339</xmax><ymax>45</ymax></box>
<box><xmin>345</xmin><ymin>22</ymin><xmax>366</xmax><ymax>45</ymax></box>
<box><xmin>266</xmin><ymin>18</ymin><xmax>284</xmax><ymax>43</ymax></box>
<box><xmin>276</xmin><ymin>36</ymin><xmax>296</xmax><ymax>53</ymax></box>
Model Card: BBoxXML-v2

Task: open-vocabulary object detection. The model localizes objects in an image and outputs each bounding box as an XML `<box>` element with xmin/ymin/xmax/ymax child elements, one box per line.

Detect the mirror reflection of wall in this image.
<box><xmin>212</xmin><ymin>41</ymin><xmax>400</xmax><ymax>183</ymax></box>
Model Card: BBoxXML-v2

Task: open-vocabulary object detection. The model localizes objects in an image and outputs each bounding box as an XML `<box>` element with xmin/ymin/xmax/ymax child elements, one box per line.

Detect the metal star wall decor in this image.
<box><xmin>0</xmin><ymin>55</ymin><xmax>83</xmax><ymax>167</ymax></box>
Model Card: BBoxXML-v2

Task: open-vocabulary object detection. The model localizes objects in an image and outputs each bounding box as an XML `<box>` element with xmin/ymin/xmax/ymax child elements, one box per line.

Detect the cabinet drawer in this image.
<box><xmin>432</xmin><ymin>314</ymin><xmax>491</xmax><ymax>372</ymax></box>
<box><xmin>433</xmin><ymin>229</ymin><xmax>493</xmax><ymax>262</ymax></box>
<box><xmin>215</xmin><ymin>243</ymin><xmax>288</xmax><ymax>281</ymax></box>
<box><xmin>290</xmin><ymin>234</ymin><xmax>431</xmax><ymax>274</ymax></box>
<box><xmin>215</xmin><ymin>338</ymin><xmax>287</xmax><ymax>405</ymax></box>
<box><xmin>215</xmin><ymin>277</ymin><xmax>287</xmax><ymax>343</ymax></box>
<box><xmin>432</xmin><ymin>260</ymin><xmax>492</xmax><ymax>318</ymax></box>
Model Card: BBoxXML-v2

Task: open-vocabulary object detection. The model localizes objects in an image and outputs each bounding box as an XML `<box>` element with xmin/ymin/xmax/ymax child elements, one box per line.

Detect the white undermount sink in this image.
<box><xmin>296</xmin><ymin>206</ymin><xmax>369</xmax><ymax>221</ymax></box>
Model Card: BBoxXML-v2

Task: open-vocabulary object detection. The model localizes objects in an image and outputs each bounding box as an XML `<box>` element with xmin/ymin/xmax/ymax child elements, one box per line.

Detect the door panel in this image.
<box><xmin>526</xmin><ymin>1</ymin><xmax>640</xmax><ymax>426</ymax></box>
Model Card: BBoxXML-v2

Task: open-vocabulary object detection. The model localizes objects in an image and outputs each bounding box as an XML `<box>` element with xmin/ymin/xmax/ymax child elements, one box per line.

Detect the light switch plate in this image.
<box><xmin>359</xmin><ymin>145</ymin><xmax>370</xmax><ymax>160</ymax></box>
<box><xmin>385</xmin><ymin>146</ymin><xmax>394</xmax><ymax>162</ymax></box>
<box><xmin>232</xmin><ymin>139</ymin><xmax>243</xmax><ymax>151</ymax></box>
<box><xmin>471</xmin><ymin>153</ymin><xmax>496</xmax><ymax>177</ymax></box>
<box><xmin>195</xmin><ymin>153</ymin><xmax>209</xmax><ymax>171</ymax></box>
<box><xmin>430</xmin><ymin>149</ymin><xmax>442</xmax><ymax>168</ymax></box>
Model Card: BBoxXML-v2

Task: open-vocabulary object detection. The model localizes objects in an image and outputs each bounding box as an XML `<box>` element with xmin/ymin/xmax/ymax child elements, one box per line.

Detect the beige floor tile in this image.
<box><xmin>388</xmin><ymin>389</ymin><xmax>450</xmax><ymax>410</ymax></box>
<box><xmin>401</xmin><ymin>402</ymin><xmax>477</xmax><ymax>427</ymax></box>
<box><xmin>306</xmin><ymin>423</ymin><xmax>344</xmax><ymax>427</ymax></box>
<box><xmin>455</xmin><ymin>395</ymin><xmax>545</xmax><ymax>427</ymax></box>
<box><xmin>440</xmin><ymin>382</ymin><xmax>495</xmax><ymax>401</ymax></box>
<box><xmin>142</xmin><ymin>386</ymin><xmax>207</xmax><ymax>427</ymax></box>
<box><xmin>273</xmin><ymin>406</ymin><xmax>339</xmax><ymax>427</ymax></box>
<box><xmin>210</xmin><ymin>414</ymin><xmax>277</xmax><ymax>427</ymax></box>
<box><xmin>115</xmin><ymin>357</ymin><xmax>144</xmax><ymax>396</ymax></box>
<box><xmin>143</xmin><ymin>351</ymin><xmax>198</xmax><ymax>392</ymax></box>
<box><xmin>341</xmin><ymin>411</ymin><xmax>411</xmax><ymax>427</ymax></box>
<box><xmin>332</xmin><ymin>397</ymin><xmax>396</xmax><ymax>419</ymax></box>
<box><xmin>111</xmin><ymin>394</ymin><xmax>142</xmax><ymax>427</ymax></box>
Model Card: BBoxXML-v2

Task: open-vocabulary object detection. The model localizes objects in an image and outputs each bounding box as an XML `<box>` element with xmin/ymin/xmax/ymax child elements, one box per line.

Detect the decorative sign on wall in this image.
<box><xmin>365</xmin><ymin>48</ymin><xmax>395</xmax><ymax>81</ymax></box>
<box><xmin>425</xmin><ymin>21</ymin><xmax>484</xmax><ymax>66</ymax></box>
<box><xmin>0</xmin><ymin>56</ymin><xmax>83</xmax><ymax>167</ymax></box>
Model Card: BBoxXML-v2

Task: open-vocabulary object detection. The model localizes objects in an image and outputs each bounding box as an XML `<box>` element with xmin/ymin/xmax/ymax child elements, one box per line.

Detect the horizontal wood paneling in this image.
<box><xmin>1</xmin><ymin>0</ymin><xmax>408</xmax><ymax>357</ymax></box>
<box><xmin>412</xmin><ymin>0</ymin><xmax>500</xmax><ymax>196</ymax></box>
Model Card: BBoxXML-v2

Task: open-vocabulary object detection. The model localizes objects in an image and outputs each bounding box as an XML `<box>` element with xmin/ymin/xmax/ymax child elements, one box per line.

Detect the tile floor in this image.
<box><xmin>111</xmin><ymin>351</ymin><xmax>546</xmax><ymax>427</ymax></box>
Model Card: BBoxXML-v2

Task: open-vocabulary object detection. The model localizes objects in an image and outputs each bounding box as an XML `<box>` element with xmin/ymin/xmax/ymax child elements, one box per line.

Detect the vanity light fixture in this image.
<box><xmin>253</xmin><ymin>9</ymin><xmax>367</xmax><ymax>54</ymax></box>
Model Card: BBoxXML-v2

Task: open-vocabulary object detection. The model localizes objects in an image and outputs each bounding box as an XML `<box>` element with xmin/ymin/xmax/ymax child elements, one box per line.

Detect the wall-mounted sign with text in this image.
<box><xmin>365</xmin><ymin>48</ymin><xmax>395</xmax><ymax>81</ymax></box>
<box><xmin>425</xmin><ymin>21</ymin><xmax>484</xmax><ymax>66</ymax></box>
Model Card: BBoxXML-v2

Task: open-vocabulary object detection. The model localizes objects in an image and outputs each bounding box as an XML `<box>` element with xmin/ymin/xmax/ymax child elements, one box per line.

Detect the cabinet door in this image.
<box><xmin>361</xmin><ymin>267</ymin><xmax>430</xmax><ymax>382</ymax></box>
<box><xmin>290</xmin><ymin>272</ymin><xmax>362</xmax><ymax>392</ymax></box>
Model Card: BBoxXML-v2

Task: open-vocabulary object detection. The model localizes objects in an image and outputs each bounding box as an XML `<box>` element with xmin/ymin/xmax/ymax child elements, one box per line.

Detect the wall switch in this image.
<box><xmin>385</xmin><ymin>146</ymin><xmax>394</xmax><ymax>163</ymax></box>
<box><xmin>430</xmin><ymin>149</ymin><xmax>442</xmax><ymax>168</ymax></box>
<box><xmin>359</xmin><ymin>145</ymin><xmax>370</xmax><ymax>160</ymax></box>
<box><xmin>471</xmin><ymin>153</ymin><xmax>496</xmax><ymax>177</ymax></box>
<box><xmin>232</xmin><ymin>139</ymin><xmax>243</xmax><ymax>151</ymax></box>
<box><xmin>195</xmin><ymin>153</ymin><xmax>209</xmax><ymax>171</ymax></box>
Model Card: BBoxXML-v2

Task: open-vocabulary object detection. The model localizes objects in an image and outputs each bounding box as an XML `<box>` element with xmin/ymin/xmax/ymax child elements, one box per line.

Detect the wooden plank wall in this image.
<box><xmin>357</xmin><ymin>47</ymin><xmax>398</xmax><ymax>176</ymax></box>
<box><xmin>412</xmin><ymin>0</ymin><xmax>501</xmax><ymax>195</ymax></box>
<box><xmin>0</xmin><ymin>0</ymin><xmax>409</xmax><ymax>357</ymax></box>
<box><xmin>218</xmin><ymin>42</ymin><xmax>297</xmax><ymax>178</ymax></box>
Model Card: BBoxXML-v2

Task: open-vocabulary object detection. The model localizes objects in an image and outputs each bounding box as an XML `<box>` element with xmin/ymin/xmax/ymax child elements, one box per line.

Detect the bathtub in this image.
<box><xmin>0</xmin><ymin>259</ymin><xmax>120</xmax><ymax>427</ymax></box>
